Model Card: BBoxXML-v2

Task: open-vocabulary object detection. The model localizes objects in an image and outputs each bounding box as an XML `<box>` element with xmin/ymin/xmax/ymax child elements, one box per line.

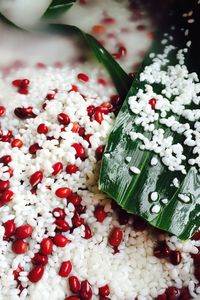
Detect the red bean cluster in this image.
<box><xmin>153</xmin><ymin>241</ymin><xmax>182</xmax><ymax>266</ymax></box>
<box><xmin>12</xmin><ymin>78</ymin><xmax>30</xmax><ymax>95</ymax></box>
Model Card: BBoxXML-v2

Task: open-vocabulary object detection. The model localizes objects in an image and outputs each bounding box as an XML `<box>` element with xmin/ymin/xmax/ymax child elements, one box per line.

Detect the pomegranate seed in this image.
<box><xmin>92</xmin><ymin>24</ymin><xmax>106</xmax><ymax>34</ymax></box>
<box><xmin>154</xmin><ymin>241</ymin><xmax>170</xmax><ymax>259</ymax></box>
<box><xmin>65</xmin><ymin>297</ymin><xmax>80</xmax><ymax>300</ymax></box>
<box><xmin>191</xmin><ymin>230</ymin><xmax>200</xmax><ymax>240</ymax></box>
<box><xmin>108</xmin><ymin>227</ymin><xmax>123</xmax><ymax>247</ymax></box>
<box><xmin>192</xmin><ymin>252</ymin><xmax>200</xmax><ymax>265</ymax></box>
<box><xmin>0</xmin><ymin>155</ymin><xmax>12</xmax><ymax>164</ymax></box>
<box><xmin>36</xmin><ymin>62</ymin><xmax>46</xmax><ymax>68</ymax></box>
<box><xmin>29</xmin><ymin>143</ymin><xmax>41</xmax><ymax>154</ymax></box>
<box><xmin>117</xmin><ymin>209</ymin><xmax>129</xmax><ymax>225</ymax></box>
<box><xmin>95</xmin><ymin>145</ymin><xmax>105</xmax><ymax>160</ymax></box>
<box><xmin>11</xmin><ymin>139</ymin><xmax>23</xmax><ymax>148</ymax></box>
<box><xmin>84</xmin><ymin>225</ymin><xmax>92</xmax><ymax>239</ymax></box>
<box><xmin>94</xmin><ymin>108</ymin><xmax>103</xmax><ymax>124</ymax></box>
<box><xmin>69</xmin><ymin>275</ymin><xmax>81</xmax><ymax>293</ymax></box>
<box><xmin>165</xmin><ymin>287</ymin><xmax>181</xmax><ymax>299</ymax></box>
<box><xmin>55</xmin><ymin>219</ymin><xmax>70</xmax><ymax>232</ymax></box>
<box><xmin>169</xmin><ymin>250</ymin><xmax>182</xmax><ymax>265</ymax></box>
<box><xmin>99</xmin><ymin>285</ymin><xmax>110</xmax><ymax>296</ymax></box>
<box><xmin>55</xmin><ymin>187</ymin><xmax>72</xmax><ymax>198</ymax></box>
<box><xmin>83</xmin><ymin>135</ymin><xmax>91</xmax><ymax>149</ymax></box>
<box><xmin>113</xmin><ymin>45</ymin><xmax>127</xmax><ymax>59</ymax></box>
<box><xmin>110</xmin><ymin>95</ymin><xmax>121</xmax><ymax>107</ymax></box>
<box><xmin>28</xmin><ymin>265</ymin><xmax>44</xmax><ymax>283</ymax></box>
<box><xmin>71</xmin><ymin>122</ymin><xmax>80</xmax><ymax>133</ymax></box>
<box><xmin>18</xmin><ymin>88</ymin><xmax>28</xmax><ymax>95</ymax></box>
<box><xmin>42</xmin><ymin>101</ymin><xmax>48</xmax><ymax>110</ymax></box>
<box><xmin>80</xmin><ymin>280</ymin><xmax>92</xmax><ymax>300</ymax></box>
<box><xmin>32</xmin><ymin>253</ymin><xmax>48</xmax><ymax>266</ymax></box>
<box><xmin>137</xmin><ymin>24</ymin><xmax>146</xmax><ymax>31</ymax></box>
<box><xmin>3</xmin><ymin>219</ymin><xmax>16</xmax><ymax>238</ymax></box>
<box><xmin>180</xmin><ymin>287</ymin><xmax>191</xmax><ymax>300</ymax></box>
<box><xmin>98</xmin><ymin>78</ymin><xmax>107</xmax><ymax>85</ymax></box>
<box><xmin>77</xmin><ymin>73</ymin><xmax>89</xmax><ymax>82</ymax></box>
<box><xmin>12</xmin><ymin>79</ymin><xmax>22</xmax><ymax>87</ymax></box>
<box><xmin>57</xmin><ymin>113</ymin><xmax>70</xmax><ymax>125</ymax></box>
<box><xmin>40</xmin><ymin>238</ymin><xmax>53</xmax><ymax>255</ymax></box>
<box><xmin>69</xmin><ymin>84</ymin><xmax>78</xmax><ymax>92</ymax></box>
<box><xmin>59</xmin><ymin>260</ymin><xmax>72</xmax><ymax>277</ymax></box>
<box><xmin>72</xmin><ymin>143</ymin><xmax>86</xmax><ymax>159</ymax></box>
<box><xmin>53</xmin><ymin>235</ymin><xmax>69</xmax><ymax>247</ymax></box>
<box><xmin>156</xmin><ymin>294</ymin><xmax>167</xmax><ymax>300</ymax></box>
<box><xmin>46</xmin><ymin>93</ymin><xmax>55</xmax><ymax>100</ymax></box>
<box><xmin>20</xmin><ymin>79</ymin><xmax>30</xmax><ymax>89</ymax></box>
<box><xmin>52</xmin><ymin>207</ymin><xmax>65</xmax><ymax>219</ymax></box>
<box><xmin>52</xmin><ymin>162</ymin><xmax>63</xmax><ymax>175</ymax></box>
<box><xmin>79</xmin><ymin>0</ymin><xmax>87</xmax><ymax>4</ymax></box>
<box><xmin>87</xmin><ymin>105</ymin><xmax>96</xmax><ymax>117</ymax></box>
<box><xmin>37</xmin><ymin>123</ymin><xmax>48</xmax><ymax>134</ymax></box>
<box><xmin>72</xmin><ymin>213</ymin><xmax>84</xmax><ymax>228</ymax></box>
<box><xmin>147</xmin><ymin>31</ymin><xmax>155</xmax><ymax>39</ymax></box>
<box><xmin>15</xmin><ymin>224</ymin><xmax>33</xmax><ymax>239</ymax></box>
<box><xmin>6</xmin><ymin>167</ymin><xmax>14</xmax><ymax>177</ymax></box>
<box><xmin>98</xmin><ymin>107</ymin><xmax>110</xmax><ymax>115</ymax></box>
<box><xmin>30</xmin><ymin>171</ymin><xmax>43</xmax><ymax>187</ymax></box>
<box><xmin>0</xmin><ymin>180</ymin><xmax>10</xmax><ymax>191</ymax></box>
<box><xmin>6</xmin><ymin>130</ymin><xmax>12</xmax><ymax>137</ymax></box>
<box><xmin>0</xmin><ymin>106</ymin><xmax>6</xmax><ymax>117</ymax></box>
<box><xmin>78</xmin><ymin>127</ymin><xmax>85</xmax><ymax>137</ymax></box>
<box><xmin>102</xmin><ymin>17</ymin><xmax>115</xmax><ymax>24</ymax></box>
<box><xmin>195</xmin><ymin>267</ymin><xmax>200</xmax><ymax>281</ymax></box>
<box><xmin>100</xmin><ymin>102</ymin><xmax>113</xmax><ymax>114</ymax></box>
<box><xmin>76</xmin><ymin>204</ymin><xmax>86</xmax><ymax>214</ymax></box>
<box><xmin>148</xmin><ymin>98</ymin><xmax>157</xmax><ymax>109</ymax></box>
<box><xmin>12</xmin><ymin>240</ymin><xmax>27</xmax><ymax>254</ymax></box>
<box><xmin>13</xmin><ymin>265</ymin><xmax>23</xmax><ymax>280</ymax></box>
<box><xmin>14</xmin><ymin>107</ymin><xmax>36</xmax><ymax>119</ymax></box>
<box><xmin>66</xmin><ymin>164</ymin><xmax>79</xmax><ymax>174</ymax></box>
<box><xmin>1</xmin><ymin>136</ymin><xmax>11</xmax><ymax>143</ymax></box>
<box><xmin>133</xmin><ymin>216</ymin><xmax>147</xmax><ymax>231</ymax></box>
<box><xmin>68</xmin><ymin>193</ymin><xmax>82</xmax><ymax>206</ymax></box>
<box><xmin>94</xmin><ymin>206</ymin><xmax>107</xmax><ymax>223</ymax></box>
<box><xmin>1</xmin><ymin>190</ymin><xmax>14</xmax><ymax>203</ymax></box>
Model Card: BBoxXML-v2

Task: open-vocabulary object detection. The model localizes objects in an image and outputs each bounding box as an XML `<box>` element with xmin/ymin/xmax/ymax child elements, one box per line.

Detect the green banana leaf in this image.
<box><xmin>43</xmin><ymin>0</ymin><xmax>76</xmax><ymax>18</ymax></box>
<box><xmin>100</xmin><ymin>0</ymin><xmax>200</xmax><ymax>240</ymax></box>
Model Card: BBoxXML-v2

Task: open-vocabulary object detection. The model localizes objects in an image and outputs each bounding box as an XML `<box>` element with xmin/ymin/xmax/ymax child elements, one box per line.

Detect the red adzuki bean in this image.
<box><xmin>32</xmin><ymin>253</ymin><xmax>48</xmax><ymax>266</ymax></box>
<box><xmin>12</xmin><ymin>240</ymin><xmax>27</xmax><ymax>254</ymax></box>
<box><xmin>15</xmin><ymin>224</ymin><xmax>33</xmax><ymax>239</ymax></box>
<box><xmin>108</xmin><ymin>227</ymin><xmax>123</xmax><ymax>247</ymax></box>
<box><xmin>29</xmin><ymin>171</ymin><xmax>43</xmax><ymax>187</ymax></box>
<box><xmin>55</xmin><ymin>187</ymin><xmax>72</xmax><ymax>198</ymax></box>
<box><xmin>28</xmin><ymin>265</ymin><xmax>44</xmax><ymax>283</ymax></box>
<box><xmin>69</xmin><ymin>275</ymin><xmax>81</xmax><ymax>293</ymax></box>
<box><xmin>59</xmin><ymin>260</ymin><xmax>72</xmax><ymax>277</ymax></box>
<box><xmin>40</xmin><ymin>238</ymin><xmax>53</xmax><ymax>255</ymax></box>
<box><xmin>53</xmin><ymin>235</ymin><xmax>69</xmax><ymax>247</ymax></box>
